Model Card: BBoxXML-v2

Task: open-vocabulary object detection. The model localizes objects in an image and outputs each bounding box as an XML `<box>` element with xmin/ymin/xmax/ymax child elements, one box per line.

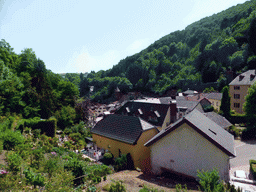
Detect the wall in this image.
<box><xmin>150</xmin><ymin>123</ymin><xmax>230</xmax><ymax>181</ymax></box>
<box><xmin>160</xmin><ymin>107</ymin><xmax>170</xmax><ymax>131</ymax></box>
<box><xmin>208</xmin><ymin>98</ymin><xmax>221</xmax><ymax>112</ymax></box>
<box><xmin>230</xmin><ymin>85</ymin><xmax>250</xmax><ymax>114</ymax></box>
<box><xmin>92</xmin><ymin>128</ymin><xmax>158</xmax><ymax>172</ymax></box>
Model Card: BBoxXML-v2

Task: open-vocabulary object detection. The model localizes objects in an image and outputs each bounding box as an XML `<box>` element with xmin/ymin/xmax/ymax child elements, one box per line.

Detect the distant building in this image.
<box><xmin>229</xmin><ymin>70</ymin><xmax>256</xmax><ymax>114</ymax></box>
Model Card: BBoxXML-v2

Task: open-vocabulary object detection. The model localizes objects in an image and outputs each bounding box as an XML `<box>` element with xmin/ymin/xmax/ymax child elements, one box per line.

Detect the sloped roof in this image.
<box><xmin>115</xmin><ymin>100</ymin><xmax>170</xmax><ymax>127</ymax></box>
<box><xmin>206</xmin><ymin>92</ymin><xmax>223</xmax><ymax>101</ymax></box>
<box><xmin>91</xmin><ymin>114</ymin><xmax>156</xmax><ymax>145</ymax></box>
<box><xmin>203</xmin><ymin>112</ymin><xmax>232</xmax><ymax>129</ymax></box>
<box><xmin>229</xmin><ymin>70</ymin><xmax>256</xmax><ymax>85</ymax></box>
<box><xmin>145</xmin><ymin>109</ymin><xmax>235</xmax><ymax>157</ymax></box>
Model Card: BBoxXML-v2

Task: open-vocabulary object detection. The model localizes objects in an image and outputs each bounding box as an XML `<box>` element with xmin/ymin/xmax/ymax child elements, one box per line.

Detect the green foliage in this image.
<box><xmin>203</xmin><ymin>105</ymin><xmax>214</xmax><ymax>112</ymax></box>
<box><xmin>0</xmin><ymin>129</ymin><xmax>24</xmax><ymax>150</ymax></box>
<box><xmin>139</xmin><ymin>185</ymin><xmax>165</xmax><ymax>192</ymax></box>
<box><xmin>109</xmin><ymin>180</ymin><xmax>126</xmax><ymax>192</ymax></box>
<box><xmin>54</xmin><ymin>105</ymin><xmax>76</xmax><ymax>130</ymax></box>
<box><xmin>228</xmin><ymin>125</ymin><xmax>242</xmax><ymax>138</ymax></box>
<box><xmin>24</xmin><ymin>168</ymin><xmax>45</xmax><ymax>188</ymax></box>
<box><xmin>175</xmin><ymin>184</ymin><xmax>188</xmax><ymax>192</ymax></box>
<box><xmin>244</xmin><ymin>82</ymin><xmax>256</xmax><ymax>127</ymax></box>
<box><xmin>114</xmin><ymin>154</ymin><xmax>127</xmax><ymax>171</ymax></box>
<box><xmin>197</xmin><ymin>169</ymin><xmax>225</xmax><ymax>192</ymax></box>
<box><xmin>249</xmin><ymin>159</ymin><xmax>256</xmax><ymax>179</ymax></box>
<box><xmin>102</xmin><ymin>152</ymin><xmax>114</xmax><ymax>165</ymax></box>
<box><xmin>220</xmin><ymin>86</ymin><xmax>231</xmax><ymax>119</ymax></box>
<box><xmin>23</xmin><ymin>117</ymin><xmax>57</xmax><ymax>137</ymax></box>
<box><xmin>7</xmin><ymin>152</ymin><xmax>22</xmax><ymax>174</ymax></box>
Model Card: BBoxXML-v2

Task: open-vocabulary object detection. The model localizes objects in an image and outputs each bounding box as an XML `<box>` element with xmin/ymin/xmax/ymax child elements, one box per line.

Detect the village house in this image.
<box><xmin>115</xmin><ymin>97</ymin><xmax>177</xmax><ymax>131</ymax></box>
<box><xmin>145</xmin><ymin>109</ymin><xmax>236</xmax><ymax>182</ymax></box>
<box><xmin>91</xmin><ymin>114</ymin><xmax>159</xmax><ymax>173</ymax></box>
<box><xmin>229</xmin><ymin>69</ymin><xmax>256</xmax><ymax>114</ymax></box>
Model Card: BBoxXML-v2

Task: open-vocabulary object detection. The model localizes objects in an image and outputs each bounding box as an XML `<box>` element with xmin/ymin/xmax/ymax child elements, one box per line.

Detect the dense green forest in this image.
<box><xmin>75</xmin><ymin>0</ymin><xmax>256</xmax><ymax>102</ymax></box>
<box><xmin>0</xmin><ymin>40</ymin><xmax>84</xmax><ymax>121</ymax></box>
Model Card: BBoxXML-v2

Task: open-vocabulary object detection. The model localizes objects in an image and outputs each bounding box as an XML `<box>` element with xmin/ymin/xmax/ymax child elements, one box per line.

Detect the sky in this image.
<box><xmin>0</xmin><ymin>0</ymin><xmax>249</xmax><ymax>74</ymax></box>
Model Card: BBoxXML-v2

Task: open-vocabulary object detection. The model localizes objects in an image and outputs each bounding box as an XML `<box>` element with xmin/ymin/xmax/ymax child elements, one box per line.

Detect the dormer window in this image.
<box><xmin>154</xmin><ymin>111</ymin><xmax>160</xmax><ymax>118</ymax></box>
<box><xmin>138</xmin><ymin>108</ymin><xmax>143</xmax><ymax>115</ymax></box>
<box><xmin>239</xmin><ymin>75</ymin><xmax>244</xmax><ymax>81</ymax></box>
<box><xmin>250</xmin><ymin>74</ymin><xmax>255</xmax><ymax>81</ymax></box>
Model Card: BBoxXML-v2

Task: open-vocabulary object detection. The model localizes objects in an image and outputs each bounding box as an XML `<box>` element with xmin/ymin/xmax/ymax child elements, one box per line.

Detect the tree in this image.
<box><xmin>248</xmin><ymin>18</ymin><xmax>256</xmax><ymax>55</ymax></box>
<box><xmin>197</xmin><ymin>169</ymin><xmax>225</xmax><ymax>192</ymax></box>
<box><xmin>244</xmin><ymin>82</ymin><xmax>256</xmax><ymax>128</ymax></box>
<box><xmin>220</xmin><ymin>86</ymin><xmax>231</xmax><ymax>118</ymax></box>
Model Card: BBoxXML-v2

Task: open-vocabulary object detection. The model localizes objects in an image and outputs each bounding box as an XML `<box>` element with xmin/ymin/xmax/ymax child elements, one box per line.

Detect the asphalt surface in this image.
<box><xmin>230</xmin><ymin>140</ymin><xmax>256</xmax><ymax>168</ymax></box>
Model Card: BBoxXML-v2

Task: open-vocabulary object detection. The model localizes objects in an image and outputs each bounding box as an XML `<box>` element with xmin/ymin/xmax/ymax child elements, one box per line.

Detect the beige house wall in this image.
<box><xmin>92</xmin><ymin>128</ymin><xmax>158</xmax><ymax>172</ymax></box>
<box><xmin>150</xmin><ymin>123</ymin><xmax>230</xmax><ymax>181</ymax></box>
<box><xmin>208</xmin><ymin>98</ymin><xmax>221</xmax><ymax>112</ymax></box>
<box><xmin>160</xmin><ymin>107</ymin><xmax>171</xmax><ymax>131</ymax></box>
<box><xmin>229</xmin><ymin>85</ymin><xmax>250</xmax><ymax>114</ymax></box>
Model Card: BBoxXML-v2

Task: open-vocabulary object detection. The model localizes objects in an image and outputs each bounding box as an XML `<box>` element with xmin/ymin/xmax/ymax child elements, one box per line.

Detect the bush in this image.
<box><xmin>229</xmin><ymin>114</ymin><xmax>247</xmax><ymax>124</ymax></box>
<box><xmin>0</xmin><ymin>130</ymin><xmax>24</xmax><ymax>150</ymax></box>
<box><xmin>114</xmin><ymin>154</ymin><xmax>127</xmax><ymax>171</ymax></box>
<box><xmin>241</xmin><ymin>127</ymin><xmax>256</xmax><ymax>140</ymax></box>
<box><xmin>197</xmin><ymin>169</ymin><xmax>224</xmax><ymax>192</ymax></box>
<box><xmin>102</xmin><ymin>153</ymin><xmax>114</xmax><ymax>165</ymax></box>
<box><xmin>250</xmin><ymin>160</ymin><xmax>256</xmax><ymax>179</ymax></box>
<box><xmin>109</xmin><ymin>180</ymin><xmax>126</xmax><ymax>192</ymax></box>
<box><xmin>23</xmin><ymin>117</ymin><xmax>57</xmax><ymax>137</ymax></box>
<box><xmin>7</xmin><ymin>152</ymin><xmax>22</xmax><ymax>174</ymax></box>
<box><xmin>228</xmin><ymin>125</ymin><xmax>241</xmax><ymax>138</ymax></box>
<box><xmin>203</xmin><ymin>105</ymin><xmax>214</xmax><ymax>112</ymax></box>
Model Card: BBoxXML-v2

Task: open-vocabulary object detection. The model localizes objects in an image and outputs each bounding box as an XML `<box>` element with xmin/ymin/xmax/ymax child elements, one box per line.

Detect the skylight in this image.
<box><xmin>138</xmin><ymin>108</ymin><xmax>143</xmax><ymax>115</ymax></box>
<box><xmin>154</xmin><ymin>110</ymin><xmax>160</xmax><ymax>118</ymax></box>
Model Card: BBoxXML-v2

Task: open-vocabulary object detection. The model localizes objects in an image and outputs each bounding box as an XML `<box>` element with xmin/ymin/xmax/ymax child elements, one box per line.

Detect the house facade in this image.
<box><xmin>229</xmin><ymin>70</ymin><xmax>256</xmax><ymax>114</ymax></box>
<box><xmin>145</xmin><ymin>109</ymin><xmax>235</xmax><ymax>181</ymax></box>
<box><xmin>91</xmin><ymin>114</ymin><xmax>159</xmax><ymax>173</ymax></box>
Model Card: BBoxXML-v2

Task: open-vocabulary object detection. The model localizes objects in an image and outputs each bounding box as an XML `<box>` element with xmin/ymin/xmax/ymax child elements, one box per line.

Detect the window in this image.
<box><xmin>234</xmin><ymin>94</ymin><xmax>240</xmax><ymax>99</ymax></box>
<box><xmin>234</xmin><ymin>86</ymin><xmax>240</xmax><ymax>90</ymax></box>
<box><xmin>216</xmin><ymin>102</ymin><xmax>218</xmax><ymax>106</ymax></box>
<box><xmin>234</xmin><ymin>103</ymin><xmax>240</xmax><ymax>108</ymax></box>
<box><xmin>212</xmin><ymin>101</ymin><xmax>214</xmax><ymax>106</ymax></box>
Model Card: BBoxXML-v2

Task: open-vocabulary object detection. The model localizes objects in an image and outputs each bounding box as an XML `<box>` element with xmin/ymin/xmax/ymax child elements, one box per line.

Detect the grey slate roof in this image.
<box><xmin>203</xmin><ymin>112</ymin><xmax>232</xmax><ymax>129</ymax></box>
<box><xmin>229</xmin><ymin>70</ymin><xmax>256</xmax><ymax>85</ymax></box>
<box><xmin>145</xmin><ymin>109</ymin><xmax>235</xmax><ymax>157</ymax></box>
<box><xmin>91</xmin><ymin>114</ymin><xmax>157</xmax><ymax>145</ymax></box>
<box><xmin>205</xmin><ymin>92</ymin><xmax>223</xmax><ymax>101</ymax></box>
<box><xmin>115</xmin><ymin>100</ymin><xmax>170</xmax><ymax>127</ymax></box>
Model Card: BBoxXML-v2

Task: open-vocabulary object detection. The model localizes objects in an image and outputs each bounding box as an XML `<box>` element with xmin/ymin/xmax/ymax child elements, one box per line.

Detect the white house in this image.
<box><xmin>145</xmin><ymin>109</ymin><xmax>236</xmax><ymax>182</ymax></box>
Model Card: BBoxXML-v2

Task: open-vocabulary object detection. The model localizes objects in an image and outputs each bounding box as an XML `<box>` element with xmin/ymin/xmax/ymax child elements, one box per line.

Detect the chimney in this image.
<box><xmin>170</xmin><ymin>100</ymin><xmax>177</xmax><ymax>123</ymax></box>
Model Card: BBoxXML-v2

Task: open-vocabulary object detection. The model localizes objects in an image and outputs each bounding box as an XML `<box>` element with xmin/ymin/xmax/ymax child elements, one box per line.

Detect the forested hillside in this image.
<box><xmin>0</xmin><ymin>40</ymin><xmax>79</xmax><ymax>119</ymax></box>
<box><xmin>78</xmin><ymin>0</ymin><xmax>256</xmax><ymax>101</ymax></box>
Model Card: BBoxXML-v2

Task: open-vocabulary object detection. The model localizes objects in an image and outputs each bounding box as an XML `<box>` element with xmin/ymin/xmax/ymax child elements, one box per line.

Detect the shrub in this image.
<box><xmin>197</xmin><ymin>169</ymin><xmax>224</xmax><ymax>192</ymax></box>
<box><xmin>250</xmin><ymin>160</ymin><xmax>256</xmax><ymax>179</ymax></box>
<box><xmin>24</xmin><ymin>117</ymin><xmax>57</xmax><ymax>137</ymax></box>
<box><xmin>109</xmin><ymin>180</ymin><xmax>126</xmax><ymax>192</ymax></box>
<box><xmin>203</xmin><ymin>105</ymin><xmax>214</xmax><ymax>112</ymax></box>
<box><xmin>175</xmin><ymin>184</ymin><xmax>188</xmax><ymax>192</ymax></box>
<box><xmin>114</xmin><ymin>154</ymin><xmax>127</xmax><ymax>171</ymax></box>
<box><xmin>102</xmin><ymin>152</ymin><xmax>114</xmax><ymax>165</ymax></box>
<box><xmin>7</xmin><ymin>152</ymin><xmax>22</xmax><ymax>174</ymax></box>
<box><xmin>228</xmin><ymin>125</ymin><xmax>241</xmax><ymax>138</ymax></box>
<box><xmin>0</xmin><ymin>130</ymin><xmax>24</xmax><ymax>150</ymax></box>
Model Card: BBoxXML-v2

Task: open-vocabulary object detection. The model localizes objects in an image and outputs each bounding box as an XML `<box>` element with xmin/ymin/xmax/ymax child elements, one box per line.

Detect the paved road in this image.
<box><xmin>230</xmin><ymin>140</ymin><xmax>256</xmax><ymax>168</ymax></box>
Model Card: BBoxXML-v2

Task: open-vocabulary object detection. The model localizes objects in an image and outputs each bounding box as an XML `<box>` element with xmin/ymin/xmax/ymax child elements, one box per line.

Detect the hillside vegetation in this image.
<box><xmin>76</xmin><ymin>0</ymin><xmax>256</xmax><ymax>102</ymax></box>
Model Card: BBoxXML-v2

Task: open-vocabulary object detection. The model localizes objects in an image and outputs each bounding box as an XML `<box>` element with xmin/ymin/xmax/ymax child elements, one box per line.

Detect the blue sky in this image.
<box><xmin>0</xmin><ymin>0</ymin><xmax>248</xmax><ymax>74</ymax></box>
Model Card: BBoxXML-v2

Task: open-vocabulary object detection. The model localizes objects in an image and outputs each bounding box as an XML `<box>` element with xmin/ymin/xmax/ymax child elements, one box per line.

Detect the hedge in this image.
<box><xmin>250</xmin><ymin>160</ymin><xmax>256</xmax><ymax>179</ymax></box>
<box><xmin>228</xmin><ymin>114</ymin><xmax>247</xmax><ymax>124</ymax></box>
<box><xmin>20</xmin><ymin>117</ymin><xmax>57</xmax><ymax>137</ymax></box>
